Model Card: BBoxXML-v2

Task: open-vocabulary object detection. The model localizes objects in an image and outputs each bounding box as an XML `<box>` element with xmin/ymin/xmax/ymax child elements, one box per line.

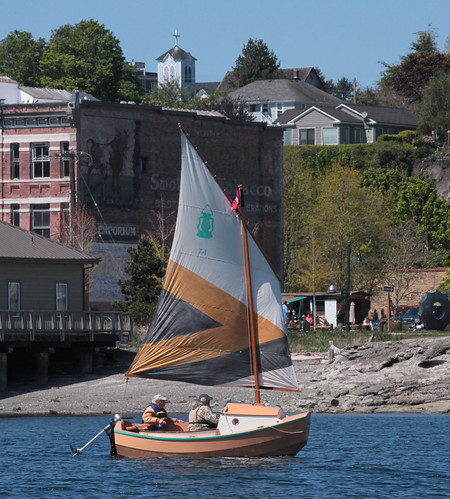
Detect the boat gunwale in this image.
<box><xmin>115</xmin><ymin>412</ymin><xmax>310</xmax><ymax>442</ymax></box>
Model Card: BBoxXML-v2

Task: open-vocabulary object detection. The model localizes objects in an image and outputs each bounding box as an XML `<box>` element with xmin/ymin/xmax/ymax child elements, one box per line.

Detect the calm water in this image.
<box><xmin>1</xmin><ymin>413</ymin><xmax>448</xmax><ymax>498</ymax></box>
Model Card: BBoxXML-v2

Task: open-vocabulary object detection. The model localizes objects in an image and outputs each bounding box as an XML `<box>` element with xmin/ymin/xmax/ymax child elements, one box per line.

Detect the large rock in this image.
<box><xmin>294</xmin><ymin>337</ymin><xmax>450</xmax><ymax>413</ymax></box>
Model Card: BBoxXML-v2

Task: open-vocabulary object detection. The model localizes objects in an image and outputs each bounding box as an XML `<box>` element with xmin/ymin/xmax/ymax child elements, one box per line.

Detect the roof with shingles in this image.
<box><xmin>195</xmin><ymin>82</ymin><xmax>220</xmax><ymax>93</ymax></box>
<box><xmin>275</xmin><ymin>106</ymin><xmax>364</xmax><ymax>125</ymax></box>
<box><xmin>337</xmin><ymin>104</ymin><xmax>418</xmax><ymax>126</ymax></box>
<box><xmin>0</xmin><ymin>221</ymin><xmax>99</xmax><ymax>264</ymax></box>
<box><xmin>275</xmin><ymin>104</ymin><xmax>418</xmax><ymax>127</ymax></box>
<box><xmin>229</xmin><ymin>79</ymin><xmax>343</xmax><ymax>105</ymax></box>
<box><xmin>156</xmin><ymin>45</ymin><xmax>197</xmax><ymax>62</ymax></box>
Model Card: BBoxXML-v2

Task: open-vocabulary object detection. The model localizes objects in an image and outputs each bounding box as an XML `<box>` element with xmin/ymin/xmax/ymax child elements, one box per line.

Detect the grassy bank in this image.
<box><xmin>287</xmin><ymin>328</ymin><xmax>449</xmax><ymax>353</ymax></box>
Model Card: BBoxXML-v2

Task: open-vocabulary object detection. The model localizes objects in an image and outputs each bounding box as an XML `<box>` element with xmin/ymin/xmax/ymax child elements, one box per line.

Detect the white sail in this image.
<box><xmin>127</xmin><ymin>131</ymin><xmax>299</xmax><ymax>392</ymax></box>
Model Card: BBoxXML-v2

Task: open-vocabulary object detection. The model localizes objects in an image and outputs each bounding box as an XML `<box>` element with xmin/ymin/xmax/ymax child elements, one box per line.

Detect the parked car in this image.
<box><xmin>398</xmin><ymin>307</ymin><xmax>424</xmax><ymax>329</ymax></box>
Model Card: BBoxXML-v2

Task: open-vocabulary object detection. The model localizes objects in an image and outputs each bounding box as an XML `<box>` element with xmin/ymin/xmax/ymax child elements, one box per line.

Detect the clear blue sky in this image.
<box><xmin>1</xmin><ymin>0</ymin><xmax>449</xmax><ymax>89</ymax></box>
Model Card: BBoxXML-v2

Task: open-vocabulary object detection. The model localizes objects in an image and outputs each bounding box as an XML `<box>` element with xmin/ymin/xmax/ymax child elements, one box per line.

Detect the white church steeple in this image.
<box><xmin>156</xmin><ymin>31</ymin><xmax>197</xmax><ymax>93</ymax></box>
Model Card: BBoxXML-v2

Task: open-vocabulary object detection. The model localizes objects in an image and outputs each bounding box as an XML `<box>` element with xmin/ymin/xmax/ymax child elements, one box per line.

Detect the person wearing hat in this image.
<box><xmin>142</xmin><ymin>394</ymin><xmax>181</xmax><ymax>430</ymax></box>
<box><xmin>188</xmin><ymin>394</ymin><xmax>219</xmax><ymax>431</ymax></box>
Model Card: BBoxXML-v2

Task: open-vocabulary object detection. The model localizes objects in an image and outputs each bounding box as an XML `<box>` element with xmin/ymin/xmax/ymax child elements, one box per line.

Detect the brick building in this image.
<box><xmin>0</xmin><ymin>86</ymin><xmax>285</xmax><ymax>308</ymax></box>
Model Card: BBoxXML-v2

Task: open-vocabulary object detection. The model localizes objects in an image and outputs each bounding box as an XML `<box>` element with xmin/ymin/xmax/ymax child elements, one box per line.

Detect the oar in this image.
<box><xmin>70</xmin><ymin>414</ymin><xmax>121</xmax><ymax>457</ymax></box>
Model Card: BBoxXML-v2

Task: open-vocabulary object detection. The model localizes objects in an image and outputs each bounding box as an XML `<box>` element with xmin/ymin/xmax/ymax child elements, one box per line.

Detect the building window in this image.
<box><xmin>262</xmin><ymin>103</ymin><xmax>269</xmax><ymax>115</ymax></box>
<box><xmin>26</xmin><ymin>118</ymin><xmax>36</xmax><ymax>126</ymax></box>
<box><xmin>353</xmin><ymin>128</ymin><xmax>362</xmax><ymax>144</ymax></box>
<box><xmin>11</xmin><ymin>143</ymin><xmax>20</xmax><ymax>179</ymax></box>
<box><xmin>11</xmin><ymin>204</ymin><xmax>20</xmax><ymax>226</ymax></box>
<box><xmin>60</xmin><ymin>142</ymin><xmax>70</xmax><ymax>177</ymax></box>
<box><xmin>323</xmin><ymin>128</ymin><xmax>338</xmax><ymax>145</ymax></box>
<box><xmin>56</xmin><ymin>283</ymin><xmax>68</xmax><ymax>312</ymax></box>
<box><xmin>340</xmin><ymin>127</ymin><xmax>350</xmax><ymax>144</ymax></box>
<box><xmin>277</xmin><ymin>103</ymin><xmax>283</xmax><ymax>117</ymax></box>
<box><xmin>49</xmin><ymin>117</ymin><xmax>59</xmax><ymax>125</ymax></box>
<box><xmin>15</xmin><ymin>119</ymin><xmax>24</xmax><ymax>127</ymax></box>
<box><xmin>37</xmin><ymin>118</ymin><xmax>48</xmax><ymax>126</ymax></box>
<box><xmin>299</xmin><ymin>128</ymin><xmax>315</xmax><ymax>145</ymax></box>
<box><xmin>8</xmin><ymin>281</ymin><xmax>20</xmax><ymax>312</ymax></box>
<box><xmin>32</xmin><ymin>143</ymin><xmax>50</xmax><ymax>178</ymax></box>
<box><xmin>249</xmin><ymin>104</ymin><xmax>260</xmax><ymax>112</ymax></box>
<box><xmin>31</xmin><ymin>204</ymin><xmax>50</xmax><ymax>237</ymax></box>
<box><xmin>184</xmin><ymin>66</ymin><xmax>192</xmax><ymax>83</ymax></box>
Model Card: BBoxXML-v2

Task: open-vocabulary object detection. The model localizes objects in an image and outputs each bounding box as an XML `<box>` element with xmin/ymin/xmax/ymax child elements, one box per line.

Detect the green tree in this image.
<box><xmin>232</xmin><ymin>38</ymin><xmax>283</xmax><ymax>88</ymax></box>
<box><xmin>379</xmin><ymin>27</ymin><xmax>450</xmax><ymax>102</ymax></box>
<box><xmin>329</xmin><ymin>76</ymin><xmax>354</xmax><ymax>101</ymax></box>
<box><xmin>39</xmin><ymin>19</ymin><xmax>142</xmax><ymax>102</ymax></box>
<box><xmin>410</xmin><ymin>26</ymin><xmax>439</xmax><ymax>53</ymax></box>
<box><xmin>284</xmin><ymin>161</ymin><xmax>388</xmax><ymax>294</ymax></box>
<box><xmin>113</xmin><ymin>237</ymin><xmax>166</xmax><ymax>326</ymax></box>
<box><xmin>143</xmin><ymin>80</ymin><xmax>195</xmax><ymax>108</ymax></box>
<box><xmin>382</xmin><ymin>221</ymin><xmax>428</xmax><ymax>314</ymax></box>
<box><xmin>418</xmin><ymin>69</ymin><xmax>450</xmax><ymax>141</ymax></box>
<box><xmin>361</xmin><ymin>166</ymin><xmax>450</xmax><ymax>265</ymax></box>
<box><xmin>0</xmin><ymin>30</ymin><xmax>45</xmax><ymax>86</ymax></box>
<box><xmin>437</xmin><ymin>268</ymin><xmax>450</xmax><ymax>293</ymax></box>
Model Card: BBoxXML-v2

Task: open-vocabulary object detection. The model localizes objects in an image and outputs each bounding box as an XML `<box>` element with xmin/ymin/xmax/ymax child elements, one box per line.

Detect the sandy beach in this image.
<box><xmin>1</xmin><ymin>337</ymin><xmax>449</xmax><ymax>417</ymax></box>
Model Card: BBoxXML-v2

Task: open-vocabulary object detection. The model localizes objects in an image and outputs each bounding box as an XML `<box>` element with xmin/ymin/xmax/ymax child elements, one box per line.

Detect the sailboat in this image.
<box><xmin>112</xmin><ymin>126</ymin><xmax>310</xmax><ymax>458</ymax></box>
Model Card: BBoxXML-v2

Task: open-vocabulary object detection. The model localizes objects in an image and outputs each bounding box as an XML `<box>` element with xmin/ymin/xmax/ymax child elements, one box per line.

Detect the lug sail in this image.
<box><xmin>126</xmin><ymin>131</ymin><xmax>299</xmax><ymax>391</ymax></box>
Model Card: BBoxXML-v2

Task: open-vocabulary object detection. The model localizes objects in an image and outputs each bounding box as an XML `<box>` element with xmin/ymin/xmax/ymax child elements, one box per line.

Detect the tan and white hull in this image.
<box><xmin>113</xmin><ymin>409</ymin><xmax>310</xmax><ymax>459</ymax></box>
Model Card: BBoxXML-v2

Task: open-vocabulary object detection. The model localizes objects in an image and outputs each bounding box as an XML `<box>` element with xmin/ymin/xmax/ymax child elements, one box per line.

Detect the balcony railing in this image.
<box><xmin>0</xmin><ymin>310</ymin><xmax>133</xmax><ymax>343</ymax></box>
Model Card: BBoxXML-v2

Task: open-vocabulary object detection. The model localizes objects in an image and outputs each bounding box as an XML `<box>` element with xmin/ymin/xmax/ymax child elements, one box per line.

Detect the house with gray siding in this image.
<box><xmin>0</xmin><ymin>221</ymin><xmax>99</xmax><ymax>313</ymax></box>
<box><xmin>228</xmin><ymin>79</ymin><xmax>342</xmax><ymax>125</ymax></box>
<box><xmin>275</xmin><ymin>104</ymin><xmax>418</xmax><ymax>145</ymax></box>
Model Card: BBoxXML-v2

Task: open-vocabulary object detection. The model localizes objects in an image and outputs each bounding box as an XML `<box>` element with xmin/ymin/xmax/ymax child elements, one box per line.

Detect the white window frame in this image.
<box><xmin>31</xmin><ymin>204</ymin><xmax>50</xmax><ymax>237</ymax></box>
<box><xmin>277</xmin><ymin>103</ymin><xmax>283</xmax><ymax>117</ymax></box>
<box><xmin>60</xmin><ymin>142</ymin><xmax>70</xmax><ymax>178</ymax></box>
<box><xmin>11</xmin><ymin>143</ymin><xmax>20</xmax><ymax>179</ymax></box>
<box><xmin>8</xmin><ymin>281</ymin><xmax>20</xmax><ymax>313</ymax></box>
<box><xmin>323</xmin><ymin>128</ymin><xmax>338</xmax><ymax>145</ymax></box>
<box><xmin>32</xmin><ymin>143</ymin><xmax>50</xmax><ymax>178</ymax></box>
<box><xmin>56</xmin><ymin>283</ymin><xmax>68</xmax><ymax>312</ymax></box>
<box><xmin>298</xmin><ymin>128</ymin><xmax>315</xmax><ymax>145</ymax></box>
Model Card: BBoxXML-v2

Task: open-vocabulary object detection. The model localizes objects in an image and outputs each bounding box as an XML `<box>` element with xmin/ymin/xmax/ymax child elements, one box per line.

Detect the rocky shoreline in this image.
<box><xmin>0</xmin><ymin>337</ymin><xmax>449</xmax><ymax>417</ymax></box>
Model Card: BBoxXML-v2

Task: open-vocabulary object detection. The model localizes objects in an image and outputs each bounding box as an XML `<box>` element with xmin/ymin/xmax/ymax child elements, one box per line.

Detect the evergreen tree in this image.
<box><xmin>113</xmin><ymin>237</ymin><xmax>166</xmax><ymax>326</ymax></box>
<box><xmin>232</xmin><ymin>38</ymin><xmax>283</xmax><ymax>88</ymax></box>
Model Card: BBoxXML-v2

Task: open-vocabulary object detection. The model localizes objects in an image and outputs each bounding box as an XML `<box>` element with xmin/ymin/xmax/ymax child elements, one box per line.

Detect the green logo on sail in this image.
<box><xmin>197</xmin><ymin>204</ymin><xmax>214</xmax><ymax>239</ymax></box>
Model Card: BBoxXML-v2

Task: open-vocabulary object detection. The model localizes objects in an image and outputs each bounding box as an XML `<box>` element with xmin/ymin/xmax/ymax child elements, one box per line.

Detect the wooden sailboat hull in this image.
<box><xmin>113</xmin><ymin>412</ymin><xmax>310</xmax><ymax>458</ymax></box>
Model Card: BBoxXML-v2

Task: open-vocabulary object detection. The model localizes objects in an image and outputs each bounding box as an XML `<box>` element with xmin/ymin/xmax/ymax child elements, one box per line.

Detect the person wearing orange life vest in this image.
<box><xmin>142</xmin><ymin>394</ymin><xmax>182</xmax><ymax>430</ymax></box>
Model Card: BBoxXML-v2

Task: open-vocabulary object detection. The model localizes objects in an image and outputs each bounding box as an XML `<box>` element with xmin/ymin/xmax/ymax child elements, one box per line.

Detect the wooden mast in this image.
<box><xmin>238</xmin><ymin>184</ymin><xmax>261</xmax><ymax>404</ymax></box>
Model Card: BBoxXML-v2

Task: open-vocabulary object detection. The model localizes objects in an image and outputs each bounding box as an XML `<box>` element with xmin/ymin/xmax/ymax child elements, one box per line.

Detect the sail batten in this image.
<box><xmin>126</xmin><ymin>130</ymin><xmax>299</xmax><ymax>392</ymax></box>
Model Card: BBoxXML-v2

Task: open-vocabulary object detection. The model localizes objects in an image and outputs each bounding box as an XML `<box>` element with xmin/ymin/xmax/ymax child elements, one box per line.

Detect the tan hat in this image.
<box><xmin>153</xmin><ymin>394</ymin><xmax>168</xmax><ymax>402</ymax></box>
